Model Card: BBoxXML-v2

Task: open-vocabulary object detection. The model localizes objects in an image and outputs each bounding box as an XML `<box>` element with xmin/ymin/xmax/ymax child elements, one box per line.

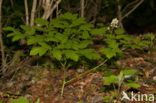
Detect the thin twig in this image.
<box><xmin>66</xmin><ymin>59</ymin><xmax>108</xmax><ymax>84</ymax></box>
<box><xmin>121</xmin><ymin>0</ymin><xmax>139</xmax><ymax>14</ymax></box>
<box><xmin>121</xmin><ymin>0</ymin><xmax>144</xmax><ymax>20</ymax></box>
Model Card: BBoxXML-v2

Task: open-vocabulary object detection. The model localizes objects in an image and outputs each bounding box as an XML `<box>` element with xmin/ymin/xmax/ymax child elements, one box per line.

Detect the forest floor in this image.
<box><xmin>0</xmin><ymin>50</ymin><xmax>156</xmax><ymax>103</ymax></box>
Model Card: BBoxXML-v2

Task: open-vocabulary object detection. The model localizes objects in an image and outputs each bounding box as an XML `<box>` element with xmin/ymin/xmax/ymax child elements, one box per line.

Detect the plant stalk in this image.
<box><xmin>61</xmin><ymin>62</ymin><xmax>67</xmax><ymax>96</ymax></box>
<box><xmin>66</xmin><ymin>59</ymin><xmax>108</xmax><ymax>84</ymax></box>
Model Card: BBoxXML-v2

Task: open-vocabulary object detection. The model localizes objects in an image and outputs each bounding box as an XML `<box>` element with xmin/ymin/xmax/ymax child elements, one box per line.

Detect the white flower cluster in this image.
<box><xmin>110</xmin><ymin>18</ymin><xmax>119</xmax><ymax>28</ymax></box>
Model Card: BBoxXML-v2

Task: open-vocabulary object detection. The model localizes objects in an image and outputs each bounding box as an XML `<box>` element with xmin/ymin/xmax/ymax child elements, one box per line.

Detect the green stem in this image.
<box><xmin>66</xmin><ymin>59</ymin><xmax>108</xmax><ymax>84</ymax></box>
<box><xmin>61</xmin><ymin>65</ymin><xmax>66</xmax><ymax>96</ymax></box>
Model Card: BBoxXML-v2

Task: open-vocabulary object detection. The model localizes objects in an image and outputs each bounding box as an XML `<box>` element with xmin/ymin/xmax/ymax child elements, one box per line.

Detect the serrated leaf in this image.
<box><xmin>91</xmin><ymin>27</ymin><xmax>107</xmax><ymax>35</ymax></box>
<box><xmin>30</xmin><ymin>47</ymin><xmax>48</xmax><ymax>56</ymax></box>
<box><xmin>70</xmin><ymin>18</ymin><xmax>86</xmax><ymax>27</ymax></box>
<box><xmin>34</xmin><ymin>26</ymin><xmax>45</xmax><ymax>31</ymax></box>
<box><xmin>85</xmin><ymin>52</ymin><xmax>101</xmax><ymax>60</ymax></box>
<box><xmin>116</xmin><ymin>35</ymin><xmax>132</xmax><ymax>40</ymax></box>
<box><xmin>20</xmin><ymin>25</ymin><xmax>35</xmax><ymax>35</ymax></box>
<box><xmin>55</xmin><ymin>33</ymin><xmax>68</xmax><ymax>43</ymax></box>
<box><xmin>35</xmin><ymin>18</ymin><xmax>49</xmax><ymax>25</ymax></box>
<box><xmin>103</xmin><ymin>75</ymin><xmax>119</xmax><ymax>85</ymax></box>
<box><xmin>79</xmin><ymin>24</ymin><xmax>93</xmax><ymax>31</ymax></box>
<box><xmin>3</xmin><ymin>27</ymin><xmax>15</xmax><ymax>31</ymax></box>
<box><xmin>100</xmin><ymin>48</ymin><xmax>116</xmax><ymax>59</ymax></box>
<box><xmin>77</xmin><ymin>49</ymin><xmax>101</xmax><ymax>60</ymax></box>
<box><xmin>7</xmin><ymin>33</ymin><xmax>15</xmax><ymax>37</ymax></box>
<box><xmin>12</xmin><ymin>34</ymin><xmax>26</xmax><ymax>42</ymax></box>
<box><xmin>78</xmin><ymin>40</ymin><xmax>93</xmax><ymax>49</ymax></box>
<box><xmin>80</xmin><ymin>31</ymin><xmax>90</xmax><ymax>39</ymax></box>
<box><xmin>52</xmin><ymin>19</ymin><xmax>69</xmax><ymax>28</ymax></box>
<box><xmin>107</xmin><ymin>40</ymin><xmax>119</xmax><ymax>49</ymax></box>
<box><xmin>64</xmin><ymin>50</ymin><xmax>79</xmax><ymax>61</ymax></box>
<box><xmin>150</xmin><ymin>33</ymin><xmax>155</xmax><ymax>40</ymax></box>
<box><xmin>60</xmin><ymin>12</ymin><xmax>78</xmax><ymax>20</ymax></box>
<box><xmin>52</xmin><ymin>49</ymin><xmax>62</xmax><ymax>60</ymax></box>
<box><xmin>38</xmin><ymin>42</ymin><xmax>51</xmax><ymax>49</ymax></box>
<box><xmin>126</xmin><ymin>83</ymin><xmax>140</xmax><ymax>88</ymax></box>
<box><xmin>11</xmin><ymin>97</ymin><xmax>29</xmax><ymax>103</ymax></box>
<box><xmin>27</xmin><ymin>35</ymin><xmax>44</xmax><ymax>45</ymax></box>
<box><xmin>115</xmin><ymin>29</ymin><xmax>124</xmax><ymax>34</ymax></box>
<box><xmin>122</xmin><ymin>70</ymin><xmax>137</xmax><ymax>75</ymax></box>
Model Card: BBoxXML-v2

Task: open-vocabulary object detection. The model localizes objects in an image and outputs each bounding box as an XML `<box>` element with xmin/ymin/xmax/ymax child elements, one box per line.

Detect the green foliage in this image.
<box><xmin>103</xmin><ymin>75</ymin><xmax>118</xmax><ymax>85</ymax></box>
<box><xmin>11</xmin><ymin>97</ymin><xmax>40</xmax><ymax>103</ymax></box>
<box><xmin>0</xmin><ymin>100</ymin><xmax>3</xmax><ymax>103</ymax></box>
<box><xmin>103</xmin><ymin>69</ymin><xmax>139</xmax><ymax>102</ymax></box>
<box><xmin>4</xmin><ymin>12</ymin><xmax>100</xmax><ymax>62</ymax></box>
<box><xmin>11</xmin><ymin>97</ymin><xmax>29</xmax><ymax>103</ymax></box>
<box><xmin>3</xmin><ymin>12</ymin><xmax>152</xmax><ymax>96</ymax></box>
<box><xmin>35</xmin><ymin>18</ymin><xmax>49</xmax><ymax>26</ymax></box>
<box><xmin>90</xmin><ymin>28</ymin><xmax>152</xmax><ymax>59</ymax></box>
<box><xmin>103</xmin><ymin>69</ymin><xmax>139</xmax><ymax>88</ymax></box>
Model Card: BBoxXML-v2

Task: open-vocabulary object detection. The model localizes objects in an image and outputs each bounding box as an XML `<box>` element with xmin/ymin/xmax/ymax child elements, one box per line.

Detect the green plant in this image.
<box><xmin>11</xmin><ymin>97</ymin><xmax>40</xmax><ymax>103</ymax></box>
<box><xmin>11</xmin><ymin>97</ymin><xmax>29</xmax><ymax>103</ymax></box>
<box><xmin>4</xmin><ymin>12</ymin><xmax>102</xmax><ymax>96</ymax></box>
<box><xmin>103</xmin><ymin>69</ymin><xmax>140</xmax><ymax>102</ymax></box>
<box><xmin>3</xmin><ymin>12</ymin><xmax>152</xmax><ymax>96</ymax></box>
<box><xmin>0</xmin><ymin>100</ymin><xmax>3</xmax><ymax>103</ymax></box>
<box><xmin>91</xmin><ymin>28</ymin><xmax>151</xmax><ymax>59</ymax></box>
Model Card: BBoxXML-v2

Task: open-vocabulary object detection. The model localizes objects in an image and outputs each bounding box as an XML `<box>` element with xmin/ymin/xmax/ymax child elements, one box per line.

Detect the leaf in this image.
<box><xmin>90</xmin><ymin>27</ymin><xmax>107</xmax><ymax>35</ymax></box>
<box><xmin>103</xmin><ymin>96</ymin><xmax>109</xmax><ymax>102</ymax></box>
<box><xmin>80</xmin><ymin>31</ymin><xmax>90</xmax><ymax>39</ymax></box>
<box><xmin>79</xmin><ymin>24</ymin><xmax>93</xmax><ymax>31</ymax></box>
<box><xmin>52</xmin><ymin>19</ymin><xmax>69</xmax><ymax>28</ymax></box>
<box><xmin>52</xmin><ymin>49</ymin><xmax>62</xmax><ymax>60</ymax></box>
<box><xmin>20</xmin><ymin>25</ymin><xmax>35</xmax><ymax>35</ymax></box>
<box><xmin>107</xmin><ymin>40</ymin><xmax>119</xmax><ymax>49</ymax></box>
<box><xmin>70</xmin><ymin>18</ymin><xmax>86</xmax><ymax>27</ymax></box>
<box><xmin>115</xmin><ymin>29</ymin><xmax>125</xmax><ymax>34</ymax></box>
<box><xmin>35</xmin><ymin>18</ymin><xmax>49</xmax><ymax>25</ymax></box>
<box><xmin>7</xmin><ymin>33</ymin><xmax>16</xmax><ymax>37</ymax></box>
<box><xmin>59</xmin><ymin>12</ymin><xmax>78</xmax><ymax>20</ymax></box>
<box><xmin>3</xmin><ymin>27</ymin><xmax>15</xmax><ymax>31</ymax></box>
<box><xmin>103</xmin><ymin>75</ymin><xmax>119</xmax><ymax>85</ymax></box>
<box><xmin>34</xmin><ymin>26</ymin><xmax>45</xmax><ymax>31</ymax></box>
<box><xmin>36</xmin><ymin>98</ymin><xmax>40</xmax><ymax>103</ymax></box>
<box><xmin>64</xmin><ymin>50</ymin><xmax>79</xmax><ymax>61</ymax></box>
<box><xmin>78</xmin><ymin>40</ymin><xmax>93</xmax><ymax>49</ymax></box>
<box><xmin>77</xmin><ymin>49</ymin><xmax>101</xmax><ymax>60</ymax></box>
<box><xmin>150</xmin><ymin>33</ymin><xmax>155</xmax><ymax>40</ymax></box>
<box><xmin>12</xmin><ymin>34</ymin><xmax>26</xmax><ymax>42</ymax></box>
<box><xmin>11</xmin><ymin>97</ymin><xmax>29</xmax><ymax>103</ymax></box>
<box><xmin>126</xmin><ymin>83</ymin><xmax>140</xmax><ymax>88</ymax></box>
<box><xmin>122</xmin><ymin>70</ymin><xmax>137</xmax><ymax>75</ymax></box>
<box><xmin>30</xmin><ymin>47</ymin><xmax>48</xmax><ymax>56</ymax></box>
<box><xmin>55</xmin><ymin>33</ymin><xmax>68</xmax><ymax>43</ymax></box>
<box><xmin>100</xmin><ymin>48</ymin><xmax>117</xmax><ymax>59</ymax></box>
<box><xmin>38</xmin><ymin>42</ymin><xmax>51</xmax><ymax>49</ymax></box>
<box><xmin>27</xmin><ymin>35</ymin><xmax>44</xmax><ymax>45</ymax></box>
<box><xmin>86</xmin><ymin>52</ymin><xmax>101</xmax><ymax>60</ymax></box>
<box><xmin>116</xmin><ymin>35</ymin><xmax>132</xmax><ymax>40</ymax></box>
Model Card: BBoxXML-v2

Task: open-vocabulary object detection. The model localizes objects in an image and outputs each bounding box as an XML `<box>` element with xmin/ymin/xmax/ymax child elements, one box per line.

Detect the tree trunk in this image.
<box><xmin>80</xmin><ymin>0</ymin><xmax>84</xmax><ymax>17</ymax></box>
<box><xmin>0</xmin><ymin>0</ymin><xmax>6</xmax><ymax>74</ymax></box>
<box><xmin>30</xmin><ymin>0</ymin><xmax>37</xmax><ymax>26</ymax></box>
